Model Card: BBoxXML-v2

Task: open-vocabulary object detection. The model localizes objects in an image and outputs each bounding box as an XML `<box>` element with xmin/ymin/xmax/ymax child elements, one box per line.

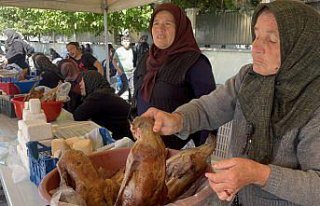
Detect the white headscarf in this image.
<box><xmin>3</xmin><ymin>29</ymin><xmax>23</xmax><ymax>47</ymax></box>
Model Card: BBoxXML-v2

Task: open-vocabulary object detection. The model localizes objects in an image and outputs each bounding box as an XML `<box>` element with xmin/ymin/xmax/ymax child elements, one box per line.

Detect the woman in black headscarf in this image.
<box><xmin>142</xmin><ymin>0</ymin><xmax>320</xmax><ymax>205</ymax></box>
<box><xmin>32</xmin><ymin>53</ymin><xmax>64</xmax><ymax>88</ymax></box>
<box><xmin>134</xmin><ymin>3</ymin><xmax>216</xmax><ymax>149</ymax></box>
<box><xmin>73</xmin><ymin>71</ymin><xmax>133</xmax><ymax>140</ymax></box>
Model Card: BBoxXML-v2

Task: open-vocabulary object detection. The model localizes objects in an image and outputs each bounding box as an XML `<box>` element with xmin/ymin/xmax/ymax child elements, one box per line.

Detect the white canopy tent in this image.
<box><xmin>0</xmin><ymin>0</ymin><xmax>157</xmax><ymax>80</ymax></box>
<box><xmin>0</xmin><ymin>0</ymin><xmax>157</xmax><ymax>14</ymax></box>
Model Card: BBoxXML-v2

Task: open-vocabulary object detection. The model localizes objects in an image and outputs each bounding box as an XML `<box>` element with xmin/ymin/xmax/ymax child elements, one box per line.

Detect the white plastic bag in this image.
<box><xmin>84</xmin><ymin>128</ymin><xmax>114</xmax><ymax>151</ymax></box>
<box><xmin>50</xmin><ymin>175</ymin><xmax>86</xmax><ymax>206</ymax></box>
<box><xmin>56</xmin><ymin>82</ymin><xmax>71</xmax><ymax>102</ymax></box>
<box><xmin>6</xmin><ymin>145</ymin><xmax>28</xmax><ymax>183</ymax></box>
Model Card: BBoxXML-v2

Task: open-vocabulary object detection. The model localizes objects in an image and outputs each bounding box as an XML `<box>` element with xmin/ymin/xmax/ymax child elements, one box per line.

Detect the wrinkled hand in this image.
<box><xmin>142</xmin><ymin>107</ymin><xmax>183</xmax><ymax>135</ymax></box>
<box><xmin>205</xmin><ymin>158</ymin><xmax>271</xmax><ymax>201</ymax></box>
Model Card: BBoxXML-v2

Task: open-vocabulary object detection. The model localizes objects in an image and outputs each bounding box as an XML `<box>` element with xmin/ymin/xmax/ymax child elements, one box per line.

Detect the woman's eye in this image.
<box><xmin>269</xmin><ymin>38</ymin><xmax>278</xmax><ymax>43</ymax></box>
<box><xmin>269</xmin><ymin>34</ymin><xmax>279</xmax><ymax>43</ymax></box>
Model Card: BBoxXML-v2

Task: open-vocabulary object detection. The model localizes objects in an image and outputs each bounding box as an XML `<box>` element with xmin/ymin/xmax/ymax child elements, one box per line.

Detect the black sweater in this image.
<box><xmin>73</xmin><ymin>91</ymin><xmax>132</xmax><ymax>140</ymax></box>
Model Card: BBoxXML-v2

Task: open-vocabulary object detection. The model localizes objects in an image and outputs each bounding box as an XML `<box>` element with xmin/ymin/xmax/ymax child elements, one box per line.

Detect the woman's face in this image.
<box><xmin>252</xmin><ymin>11</ymin><xmax>281</xmax><ymax>76</ymax></box>
<box><xmin>152</xmin><ymin>10</ymin><xmax>176</xmax><ymax>49</ymax></box>
<box><xmin>66</xmin><ymin>44</ymin><xmax>81</xmax><ymax>59</ymax></box>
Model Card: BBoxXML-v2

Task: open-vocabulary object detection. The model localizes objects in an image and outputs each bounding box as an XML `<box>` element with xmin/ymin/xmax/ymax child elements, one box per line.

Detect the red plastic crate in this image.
<box><xmin>0</xmin><ymin>82</ymin><xmax>20</xmax><ymax>95</ymax></box>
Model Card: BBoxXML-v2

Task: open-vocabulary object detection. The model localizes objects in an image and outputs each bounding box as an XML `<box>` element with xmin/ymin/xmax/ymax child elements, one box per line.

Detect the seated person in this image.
<box><xmin>60</xmin><ymin>68</ymin><xmax>133</xmax><ymax>140</ymax></box>
<box><xmin>32</xmin><ymin>53</ymin><xmax>64</xmax><ymax>88</ymax></box>
<box><xmin>58</xmin><ymin>59</ymin><xmax>83</xmax><ymax>112</ymax></box>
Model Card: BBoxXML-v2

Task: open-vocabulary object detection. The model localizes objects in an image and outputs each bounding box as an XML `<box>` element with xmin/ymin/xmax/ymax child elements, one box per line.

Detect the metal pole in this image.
<box><xmin>104</xmin><ymin>4</ymin><xmax>110</xmax><ymax>82</ymax></box>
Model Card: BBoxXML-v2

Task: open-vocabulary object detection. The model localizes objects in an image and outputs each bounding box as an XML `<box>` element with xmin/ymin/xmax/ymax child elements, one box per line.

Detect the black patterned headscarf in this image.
<box><xmin>238</xmin><ymin>0</ymin><xmax>320</xmax><ymax>164</ymax></box>
<box><xmin>82</xmin><ymin>71</ymin><xmax>114</xmax><ymax>96</ymax></box>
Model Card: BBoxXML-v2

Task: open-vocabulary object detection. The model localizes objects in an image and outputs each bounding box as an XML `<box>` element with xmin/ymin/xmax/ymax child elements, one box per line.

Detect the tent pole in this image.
<box><xmin>104</xmin><ymin>5</ymin><xmax>110</xmax><ymax>82</ymax></box>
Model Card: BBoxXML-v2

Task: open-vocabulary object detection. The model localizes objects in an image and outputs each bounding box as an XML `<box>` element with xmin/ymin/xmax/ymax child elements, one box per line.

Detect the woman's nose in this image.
<box><xmin>252</xmin><ymin>39</ymin><xmax>264</xmax><ymax>53</ymax></box>
<box><xmin>155</xmin><ymin>23</ymin><xmax>166</xmax><ymax>31</ymax></box>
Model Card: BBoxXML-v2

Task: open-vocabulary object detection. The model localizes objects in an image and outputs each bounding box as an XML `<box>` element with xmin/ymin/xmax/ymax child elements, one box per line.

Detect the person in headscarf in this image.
<box><xmin>3</xmin><ymin>29</ymin><xmax>35</xmax><ymax>79</ymax></box>
<box><xmin>133</xmin><ymin>3</ymin><xmax>216</xmax><ymax>149</ymax></box>
<box><xmin>32</xmin><ymin>53</ymin><xmax>64</xmax><ymax>88</ymax></box>
<box><xmin>72</xmin><ymin>71</ymin><xmax>133</xmax><ymax>140</ymax></box>
<box><xmin>49</xmin><ymin>48</ymin><xmax>63</xmax><ymax>65</ymax></box>
<box><xmin>84</xmin><ymin>43</ymin><xmax>93</xmax><ymax>55</ymax></box>
<box><xmin>58</xmin><ymin>58</ymin><xmax>83</xmax><ymax>112</ymax></box>
<box><xmin>142</xmin><ymin>0</ymin><xmax>320</xmax><ymax>205</ymax></box>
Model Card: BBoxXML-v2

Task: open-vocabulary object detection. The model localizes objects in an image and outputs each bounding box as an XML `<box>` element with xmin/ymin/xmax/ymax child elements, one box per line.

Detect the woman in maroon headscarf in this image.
<box><xmin>133</xmin><ymin>3</ymin><xmax>216</xmax><ymax>149</ymax></box>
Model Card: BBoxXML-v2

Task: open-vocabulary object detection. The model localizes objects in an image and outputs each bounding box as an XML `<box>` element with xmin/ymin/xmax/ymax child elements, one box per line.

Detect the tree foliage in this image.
<box><xmin>0</xmin><ymin>1</ymin><xmax>260</xmax><ymax>39</ymax></box>
<box><xmin>172</xmin><ymin>0</ymin><xmax>261</xmax><ymax>13</ymax></box>
<box><xmin>0</xmin><ymin>5</ymin><xmax>153</xmax><ymax>38</ymax></box>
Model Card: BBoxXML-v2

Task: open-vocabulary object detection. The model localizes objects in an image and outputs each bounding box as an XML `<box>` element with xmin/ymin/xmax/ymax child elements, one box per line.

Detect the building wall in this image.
<box><xmin>196</xmin><ymin>12</ymin><xmax>253</xmax><ymax>47</ymax></box>
<box><xmin>202</xmin><ymin>49</ymin><xmax>252</xmax><ymax>84</ymax></box>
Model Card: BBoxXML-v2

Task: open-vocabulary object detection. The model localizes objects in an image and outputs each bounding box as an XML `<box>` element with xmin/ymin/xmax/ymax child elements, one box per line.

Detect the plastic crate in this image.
<box><xmin>26</xmin><ymin>141</ymin><xmax>58</xmax><ymax>186</ymax></box>
<box><xmin>0</xmin><ymin>82</ymin><xmax>20</xmax><ymax>96</ymax></box>
<box><xmin>0</xmin><ymin>76</ymin><xmax>39</xmax><ymax>95</ymax></box>
<box><xmin>214</xmin><ymin>121</ymin><xmax>233</xmax><ymax>159</ymax></box>
<box><xmin>0</xmin><ymin>95</ymin><xmax>16</xmax><ymax>118</ymax></box>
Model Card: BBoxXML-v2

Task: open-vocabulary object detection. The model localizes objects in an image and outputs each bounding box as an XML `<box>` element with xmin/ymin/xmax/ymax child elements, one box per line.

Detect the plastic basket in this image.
<box><xmin>26</xmin><ymin>141</ymin><xmax>58</xmax><ymax>186</ymax></box>
<box><xmin>11</xmin><ymin>96</ymin><xmax>63</xmax><ymax>122</ymax></box>
<box><xmin>0</xmin><ymin>95</ymin><xmax>16</xmax><ymax>118</ymax></box>
<box><xmin>0</xmin><ymin>77</ymin><xmax>39</xmax><ymax>95</ymax></box>
<box><xmin>214</xmin><ymin>121</ymin><xmax>233</xmax><ymax>159</ymax></box>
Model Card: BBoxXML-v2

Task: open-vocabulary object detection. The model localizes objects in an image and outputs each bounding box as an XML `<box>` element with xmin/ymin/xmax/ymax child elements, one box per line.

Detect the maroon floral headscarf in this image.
<box><xmin>141</xmin><ymin>3</ymin><xmax>201</xmax><ymax>102</ymax></box>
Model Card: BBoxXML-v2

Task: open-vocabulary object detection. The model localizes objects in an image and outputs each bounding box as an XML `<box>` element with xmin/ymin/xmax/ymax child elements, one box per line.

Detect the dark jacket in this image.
<box><xmin>71</xmin><ymin>71</ymin><xmax>133</xmax><ymax>140</ymax></box>
<box><xmin>73</xmin><ymin>90</ymin><xmax>133</xmax><ymax>140</ymax></box>
<box><xmin>39</xmin><ymin>70</ymin><xmax>63</xmax><ymax>88</ymax></box>
<box><xmin>134</xmin><ymin>51</ymin><xmax>216</xmax><ymax>149</ymax></box>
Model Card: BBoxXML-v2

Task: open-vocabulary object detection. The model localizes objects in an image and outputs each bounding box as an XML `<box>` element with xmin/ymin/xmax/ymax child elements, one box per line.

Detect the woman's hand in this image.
<box><xmin>142</xmin><ymin>107</ymin><xmax>183</xmax><ymax>135</ymax></box>
<box><xmin>205</xmin><ymin>158</ymin><xmax>271</xmax><ymax>201</ymax></box>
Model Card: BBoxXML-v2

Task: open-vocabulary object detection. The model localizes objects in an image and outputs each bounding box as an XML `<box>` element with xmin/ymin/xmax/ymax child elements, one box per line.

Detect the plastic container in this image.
<box><xmin>0</xmin><ymin>78</ymin><xmax>39</xmax><ymax>95</ymax></box>
<box><xmin>26</xmin><ymin>141</ymin><xmax>58</xmax><ymax>186</ymax></box>
<box><xmin>0</xmin><ymin>95</ymin><xmax>16</xmax><ymax>117</ymax></box>
<box><xmin>214</xmin><ymin>121</ymin><xmax>233</xmax><ymax>159</ymax></box>
<box><xmin>39</xmin><ymin>148</ymin><xmax>179</xmax><ymax>204</ymax></box>
<box><xmin>11</xmin><ymin>96</ymin><xmax>63</xmax><ymax>122</ymax></box>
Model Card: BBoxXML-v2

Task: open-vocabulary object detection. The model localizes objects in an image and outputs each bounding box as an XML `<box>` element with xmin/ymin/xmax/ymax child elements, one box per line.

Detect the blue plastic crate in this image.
<box><xmin>26</xmin><ymin>141</ymin><xmax>58</xmax><ymax>186</ymax></box>
<box><xmin>0</xmin><ymin>77</ymin><xmax>39</xmax><ymax>95</ymax></box>
<box><xmin>0</xmin><ymin>76</ymin><xmax>18</xmax><ymax>82</ymax></box>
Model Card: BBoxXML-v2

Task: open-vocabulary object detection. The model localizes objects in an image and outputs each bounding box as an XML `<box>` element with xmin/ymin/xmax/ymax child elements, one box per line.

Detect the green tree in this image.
<box><xmin>172</xmin><ymin>0</ymin><xmax>261</xmax><ymax>13</ymax></box>
<box><xmin>0</xmin><ymin>5</ymin><xmax>153</xmax><ymax>38</ymax></box>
